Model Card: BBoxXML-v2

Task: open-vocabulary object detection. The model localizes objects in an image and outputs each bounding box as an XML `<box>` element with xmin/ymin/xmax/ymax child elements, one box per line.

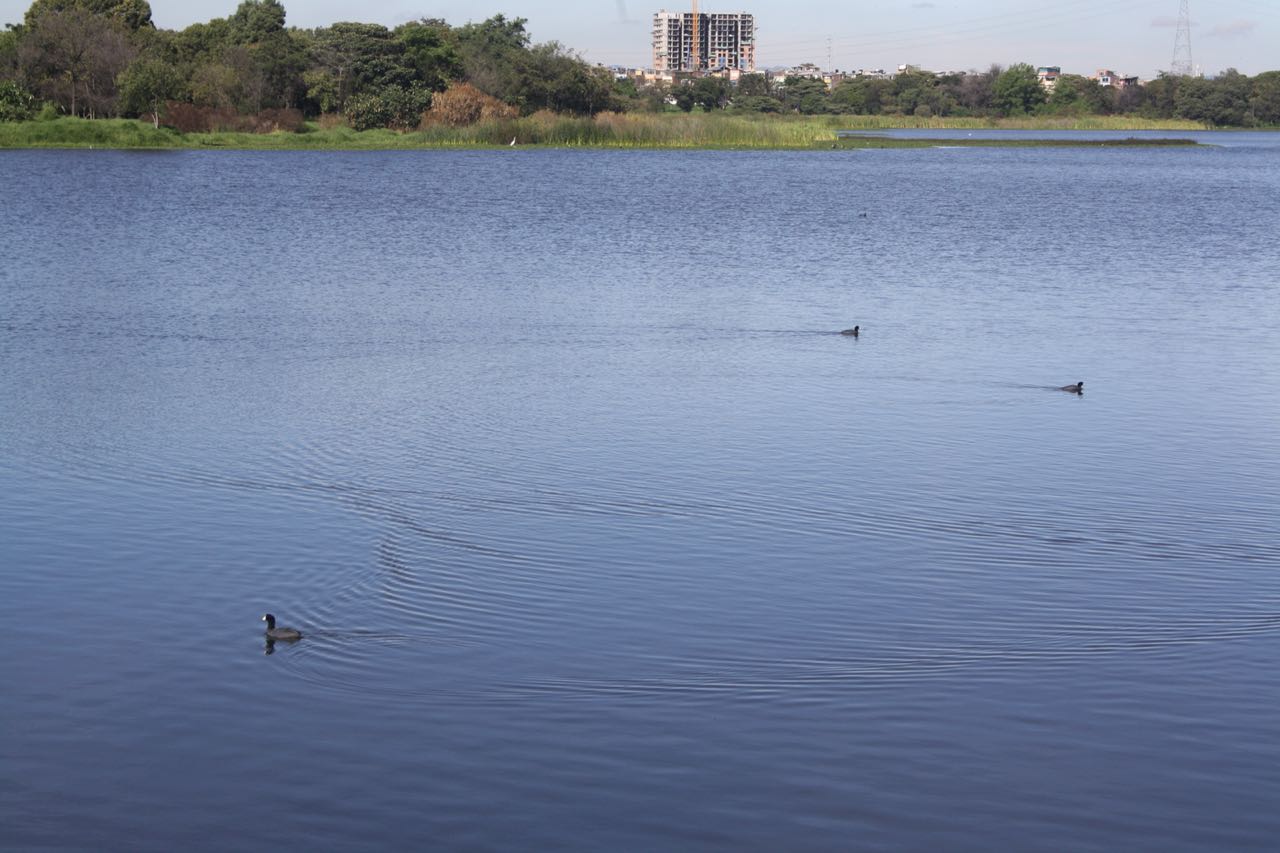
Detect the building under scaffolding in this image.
<box><xmin>652</xmin><ymin>10</ymin><xmax>756</xmax><ymax>75</ymax></box>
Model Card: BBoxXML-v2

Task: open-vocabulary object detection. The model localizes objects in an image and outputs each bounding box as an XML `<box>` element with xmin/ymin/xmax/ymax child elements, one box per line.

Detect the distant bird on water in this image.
<box><xmin>1059</xmin><ymin>381</ymin><xmax>1084</xmax><ymax>394</ymax></box>
<box><xmin>840</xmin><ymin>326</ymin><xmax>860</xmax><ymax>336</ymax></box>
<box><xmin>262</xmin><ymin>613</ymin><xmax>303</xmax><ymax>641</ymax></box>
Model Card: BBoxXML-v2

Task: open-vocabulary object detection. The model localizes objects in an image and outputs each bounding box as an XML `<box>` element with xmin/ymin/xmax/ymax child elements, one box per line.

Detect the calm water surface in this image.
<box><xmin>2</xmin><ymin>137</ymin><xmax>1279</xmax><ymax>850</ymax></box>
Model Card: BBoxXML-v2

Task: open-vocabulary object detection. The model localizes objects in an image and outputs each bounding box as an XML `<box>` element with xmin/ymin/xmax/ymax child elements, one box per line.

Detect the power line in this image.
<box><xmin>1171</xmin><ymin>0</ymin><xmax>1194</xmax><ymax>75</ymax></box>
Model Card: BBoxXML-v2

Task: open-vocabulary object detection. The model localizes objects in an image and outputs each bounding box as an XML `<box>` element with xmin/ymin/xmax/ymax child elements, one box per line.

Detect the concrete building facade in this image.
<box><xmin>652</xmin><ymin>10</ymin><xmax>756</xmax><ymax>74</ymax></box>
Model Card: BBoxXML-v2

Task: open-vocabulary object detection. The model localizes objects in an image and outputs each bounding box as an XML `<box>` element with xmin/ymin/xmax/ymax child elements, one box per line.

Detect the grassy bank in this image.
<box><xmin>0</xmin><ymin>113</ymin><xmax>1215</xmax><ymax>151</ymax></box>
<box><xmin>835</xmin><ymin>114</ymin><xmax>1208</xmax><ymax>131</ymax></box>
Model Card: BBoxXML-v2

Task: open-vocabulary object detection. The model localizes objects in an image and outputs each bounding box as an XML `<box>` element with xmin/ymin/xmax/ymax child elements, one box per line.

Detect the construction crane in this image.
<box><xmin>691</xmin><ymin>0</ymin><xmax>700</xmax><ymax>76</ymax></box>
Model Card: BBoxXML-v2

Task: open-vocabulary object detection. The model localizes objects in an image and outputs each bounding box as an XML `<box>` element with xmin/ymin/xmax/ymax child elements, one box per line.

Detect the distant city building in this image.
<box><xmin>784</xmin><ymin>62</ymin><xmax>825</xmax><ymax>80</ymax></box>
<box><xmin>1091</xmin><ymin>69</ymin><xmax>1139</xmax><ymax>88</ymax></box>
<box><xmin>652</xmin><ymin>10</ymin><xmax>755</xmax><ymax>74</ymax></box>
<box><xmin>771</xmin><ymin>64</ymin><xmax>851</xmax><ymax>90</ymax></box>
<box><xmin>1037</xmin><ymin>66</ymin><xmax>1061</xmax><ymax>92</ymax></box>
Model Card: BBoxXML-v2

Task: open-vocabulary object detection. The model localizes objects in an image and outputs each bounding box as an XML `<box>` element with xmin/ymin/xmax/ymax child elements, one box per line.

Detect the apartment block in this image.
<box><xmin>652</xmin><ymin>10</ymin><xmax>756</xmax><ymax>74</ymax></box>
<box><xmin>1037</xmin><ymin>66</ymin><xmax>1061</xmax><ymax>92</ymax></box>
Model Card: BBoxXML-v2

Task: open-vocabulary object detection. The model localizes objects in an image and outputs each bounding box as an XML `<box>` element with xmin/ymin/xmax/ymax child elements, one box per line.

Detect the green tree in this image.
<box><xmin>343</xmin><ymin>84</ymin><xmax>429</xmax><ymax>129</ymax></box>
<box><xmin>310</xmin><ymin>21</ymin><xmax>401</xmax><ymax>105</ymax></box>
<box><xmin>782</xmin><ymin>75</ymin><xmax>831</xmax><ymax>114</ymax></box>
<box><xmin>1112</xmin><ymin>80</ymin><xmax>1146</xmax><ymax>115</ymax></box>
<box><xmin>342</xmin><ymin>88</ymin><xmax>388</xmax><ymax>128</ymax></box>
<box><xmin>250</xmin><ymin>28</ymin><xmax>307</xmax><ymax>108</ymax></box>
<box><xmin>1174</xmin><ymin>70</ymin><xmax>1255</xmax><ymax>127</ymax></box>
<box><xmin>992</xmin><ymin>63</ymin><xmax>1044</xmax><ymax>116</ymax></box>
<box><xmin>1138</xmin><ymin>73</ymin><xmax>1179</xmax><ymax>119</ymax></box>
<box><xmin>731</xmin><ymin>93</ymin><xmax>783</xmax><ymax>113</ymax></box>
<box><xmin>736</xmin><ymin>73</ymin><xmax>770</xmax><ymax>97</ymax></box>
<box><xmin>1047</xmin><ymin>74</ymin><xmax>1110</xmax><ymax>115</ymax></box>
<box><xmin>511</xmin><ymin>41</ymin><xmax>614</xmax><ymax>114</ymax></box>
<box><xmin>612</xmin><ymin>75</ymin><xmax>637</xmax><ymax>99</ymax></box>
<box><xmin>394</xmin><ymin>18</ymin><xmax>460</xmax><ymax>92</ymax></box>
<box><xmin>172</xmin><ymin>18</ymin><xmax>234</xmax><ymax>66</ymax></box>
<box><xmin>944</xmin><ymin>64</ymin><xmax>1000</xmax><ymax>115</ymax></box>
<box><xmin>832</xmin><ymin>76</ymin><xmax>893</xmax><ymax>114</ymax></box>
<box><xmin>1250</xmin><ymin>70</ymin><xmax>1280</xmax><ymax>125</ymax></box>
<box><xmin>0</xmin><ymin>78</ymin><xmax>36</xmax><ymax>119</ymax></box>
<box><xmin>831</xmin><ymin>79</ymin><xmax>866</xmax><ymax>113</ymax></box>
<box><xmin>1</xmin><ymin>26</ymin><xmax>20</xmax><ymax>80</ymax></box>
<box><xmin>117</xmin><ymin>53</ymin><xmax>181</xmax><ymax>125</ymax></box>
<box><xmin>307</xmin><ymin>23</ymin><xmax>378</xmax><ymax>112</ymax></box>
<box><xmin>638</xmin><ymin>81</ymin><xmax>672</xmax><ymax>112</ymax></box>
<box><xmin>1203</xmin><ymin>69</ymin><xmax>1253</xmax><ymax>126</ymax></box>
<box><xmin>302</xmin><ymin>66</ymin><xmax>336</xmax><ymax>112</ymax></box>
<box><xmin>891</xmin><ymin>68</ymin><xmax>937</xmax><ymax>114</ymax></box>
<box><xmin>672</xmin><ymin>83</ymin><xmax>694</xmax><ymax>112</ymax></box>
<box><xmin>377</xmin><ymin>83</ymin><xmax>430</xmax><ymax>128</ymax></box>
<box><xmin>189</xmin><ymin>59</ymin><xmax>238</xmax><ymax>108</ymax></box>
<box><xmin>228</xmin><ymin>0</ymin><xmax>284</xmax><ymax>44</ymax></box>
<box><xmin>454</xmin><ymin>14</ymin><xmax>528</xmax><ymax>103</ymax></box>
<box><xmin>1174</xmin><ymin>76</ymin><xmax>1211</xmax><ymax>123</ymax></box>
<box><xmin>690</xmin><ymin>75</ymin><xmax>729</xmax><ymax>111</ymax></box>
<box><xmin>20</xmin><ymin>7</ymin><xmax>135</xmax><ymax>116</ymax></box>
<box><xmin>24</xmin><ymin>0</ymin><xmax>151</xmax><ymax>31</ymax></box>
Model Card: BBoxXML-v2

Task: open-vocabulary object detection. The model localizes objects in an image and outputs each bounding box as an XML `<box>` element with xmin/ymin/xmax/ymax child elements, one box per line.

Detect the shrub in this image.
<box><xmin>421</xmin><ymin>82</ymin><xmax>516</xmax><ymax>127</ymax></box>
<box><xmin>162</xmin><ymin>102</ymin><xmax>306</xmax><ymax>134</ymax></box>
<box><xmin>344</xmin><ymin>92</ymin><xmax>392</xmax><ymax>131</ymax></box>
<box><xmin>163</xmin><ymin>101</ymin><xmax>209</xmax><ymax>132</ymax></box>
<box><xmin>731</xmin><ymin>95</ymin><xmax>785</xmax><ymax>114</ymax></box>
<box><xmin>0</xmin><ymin>81</ymin><xmax>36</xmax><ymax>122</ymax></box>
<box><xmin>381</xmin><ymin>86</ymin><xmax>432</xmax><ymax>130</ymax></box>
<box><xmin>254</xmin><ymin>108</ymin><xmax>305</xmax><ymax>133</ymax></box>
<box><xmin>345</xmin><ymin>87</ymin><xmax>432</xmax><ymax>131</ymax></box>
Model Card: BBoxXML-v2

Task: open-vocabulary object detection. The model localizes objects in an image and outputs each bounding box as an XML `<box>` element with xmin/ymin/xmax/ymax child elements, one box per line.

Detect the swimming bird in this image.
<box><xmin>840</xmin><ymin>326</ymin><xmax>860</xmax><ymax>336</ymax></box>
<box><xmin>262</xmin><ymin>613</ymin><xmax>303</xmax><ymax>641</ymax></box>
<box><xmin>1059</xmin><ymin>381</ymin><xmax>1083</xmax><ymax>394</ymax></box>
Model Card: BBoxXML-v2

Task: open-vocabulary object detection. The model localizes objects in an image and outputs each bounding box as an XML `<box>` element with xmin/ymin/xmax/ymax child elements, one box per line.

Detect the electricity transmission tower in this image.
<box><xmin>1171</xmin><ymin>0</ymin><xmax>1193</xmax><ymax>76</ymax></box>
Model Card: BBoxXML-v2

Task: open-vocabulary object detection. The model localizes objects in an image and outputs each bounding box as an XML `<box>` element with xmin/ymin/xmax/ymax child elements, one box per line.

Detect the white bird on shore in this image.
<box><xmin>509</xmin><ymin>136</ymin><xmax>516</xmax><ymax>146</ymax></box>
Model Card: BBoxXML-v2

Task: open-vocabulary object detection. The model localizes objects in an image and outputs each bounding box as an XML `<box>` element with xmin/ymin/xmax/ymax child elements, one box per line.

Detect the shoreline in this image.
<box><xmin>0</xmin><ymin>115</ymin><xmax>1244</xmax><ymax>151</ymax></box>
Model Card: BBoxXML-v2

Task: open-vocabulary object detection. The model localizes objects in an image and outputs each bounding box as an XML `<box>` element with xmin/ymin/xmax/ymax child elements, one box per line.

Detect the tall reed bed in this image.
<box><xmin>408</xmin><ymin>112</ymin><xmax>854</xmax><ymax>148</ymax></box>
<box><xmin>993</xmin><ymin>114</ymin><xmax>1204</xmax><ymax>130</ymax></box>
<box><xmin>832</xmin><ymin>113</ymin><xmax>1204</xmax><ymax>131</ymax></box>
<box><xmin>0</xmin><ymin>112</ymin><xmax>1210</xmax><ymax>150</ymax></box>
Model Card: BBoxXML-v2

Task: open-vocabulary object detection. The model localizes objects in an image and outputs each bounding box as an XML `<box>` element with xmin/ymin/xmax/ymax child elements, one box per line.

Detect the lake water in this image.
<box><xmin>2</xmin><ymin>136</ymin><xmax>1279</xmax><ymax>850</ymax></box>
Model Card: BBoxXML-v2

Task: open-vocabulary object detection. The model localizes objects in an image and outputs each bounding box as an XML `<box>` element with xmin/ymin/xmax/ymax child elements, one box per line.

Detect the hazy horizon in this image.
<box><xmin>2</xmin><ymin>0</ymin><xmax>1276</xmax><ymax>78</ymax></box>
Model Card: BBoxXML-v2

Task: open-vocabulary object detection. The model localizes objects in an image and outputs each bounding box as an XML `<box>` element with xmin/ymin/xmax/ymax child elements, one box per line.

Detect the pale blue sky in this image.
<box><xmin>3</xmin><ymin>0</ymin><xmax>1276</xmax><ymax>77</ymax></box>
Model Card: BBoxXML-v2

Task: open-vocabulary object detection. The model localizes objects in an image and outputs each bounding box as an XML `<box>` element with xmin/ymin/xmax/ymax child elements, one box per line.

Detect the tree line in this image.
<box><xmin>678</xmin><ymin>64</ymin><xmax>1280</xmax><ymax>126</ymax></box>
<box><xmin>0</xmin><ymin>0</ymin><xmax>618</xmax><ymax>127</ymax></box>
<box><xmin>1</xmin><ymin>0</ymin><xmax>1278</xmax><ymax>129</ymax></box>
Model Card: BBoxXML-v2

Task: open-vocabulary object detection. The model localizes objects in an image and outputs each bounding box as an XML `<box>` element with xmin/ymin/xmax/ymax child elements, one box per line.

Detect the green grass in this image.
<box><xmin>834</xmin><ymin>114</ymin><xmax>1207</xmax><ymax>131</ymax></box>
<box><xmin>833</xmin><ymin>135</ymin><xmax>1200</xmax><ymax>149</ymax></box>
<box><xmin>0</xmin><ymin>116</ymin><xmax>184</xmax><ymax>147</ymax></box>
<box><xmin>0</xmin><ymin>113</ymin><xmax>1216</xmax><ymax>151</ymax></box>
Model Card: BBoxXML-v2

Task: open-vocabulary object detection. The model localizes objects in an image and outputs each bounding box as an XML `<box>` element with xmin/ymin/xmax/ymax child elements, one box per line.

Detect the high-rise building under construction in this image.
<box><xmin>652</xmin><ymin>10</ymin><xmax>756</xmax><ymax>74</ymax></box>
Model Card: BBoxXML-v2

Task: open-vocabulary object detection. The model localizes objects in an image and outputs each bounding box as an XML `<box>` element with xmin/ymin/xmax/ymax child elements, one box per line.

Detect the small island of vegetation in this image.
<box><xmin>2</xmin><ymin>0</ymin><xmax>1276</xmax><ymax>150</ymax></box>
